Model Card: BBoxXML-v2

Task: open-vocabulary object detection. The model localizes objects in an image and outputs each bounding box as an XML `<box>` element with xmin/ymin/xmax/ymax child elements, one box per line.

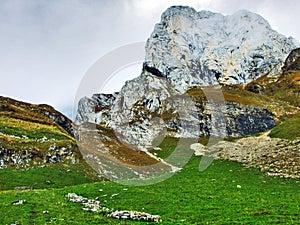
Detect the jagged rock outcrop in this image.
<box><xmin>246</xmin><ymin>47</ymin><xmax>300</xmax><ymax>106</ymax></box>
<box><xmin>34</xmin><ymin>104</ymin><xmax>74</xmax><ymax>137</ymax></box>
<box><xmin>281</xmin><ymin>48</ymin><xmax>300</xmax><ymax>74</ymax></box>
<box><xmin>76</xmin><ymin>6</ymin><xmax>298</xmax><ymax>150</ymax></box>
<box><xmin>75</xmin><ymin>93</ymin><xmax>118</xmax><ymax>124</ymax></box>
<box><xmin>0</xmin><ymin>143</ymin><xmax>78</xmax><ymax>169</ymax></box>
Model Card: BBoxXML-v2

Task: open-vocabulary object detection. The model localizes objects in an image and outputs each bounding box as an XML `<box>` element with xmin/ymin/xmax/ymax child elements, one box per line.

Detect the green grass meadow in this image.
<box><xmin>0</xmin><ymin>155</ymin><xmax>299</xmax><ymax>224</ymax></box>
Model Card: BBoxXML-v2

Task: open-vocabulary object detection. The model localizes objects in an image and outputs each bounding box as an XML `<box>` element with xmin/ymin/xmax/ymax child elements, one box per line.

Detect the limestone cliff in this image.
<box><xmin>144</xmin><ymin>6</ymin><xmax>299</xmax><ymax>91</ymax></box>
<box><xmin>76</xmin><ymin>6</ymin><xmax>299</xmax><ymax>150</ymax></box>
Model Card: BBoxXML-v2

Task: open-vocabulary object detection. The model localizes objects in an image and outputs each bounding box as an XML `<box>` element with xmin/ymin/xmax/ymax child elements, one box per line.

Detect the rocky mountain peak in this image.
<box><xmin>144</xmin><ymin>6</ymin><xmax>299</xmax><ymax>92</ymax></box>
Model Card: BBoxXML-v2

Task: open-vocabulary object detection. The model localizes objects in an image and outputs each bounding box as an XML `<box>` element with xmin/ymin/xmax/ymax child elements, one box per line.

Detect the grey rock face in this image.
<box><xmin>145</xmin><ymin>6</ymin><xmax>299</xmax><ymax>91</ymax></box>
<box><xmin>75</xmin><ymin>93</ymin><xmax>118</xmax><ymax>125</ymax></box>
<box><xmin>225</xmin><ymin>102</ymin><xmax>275</xmax><ymax>137</ymax></box>
<box><xmin>108</xmin><ymin>74</ymin><xmax>175</xmax><ymax>149</ymax></box>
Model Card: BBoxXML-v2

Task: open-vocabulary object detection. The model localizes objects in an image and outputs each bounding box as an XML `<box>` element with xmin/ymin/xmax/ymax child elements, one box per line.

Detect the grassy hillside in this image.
<box><xmin>0</xmin><ymin>154</ymin><xmax>298</xmax><ymax>224</ymax></box>
<box><xmin>1</xmin><ymin>51</ymin><xmax>299</xmax><ymax>224</ymax></box>
<box><xmin>0</xmin><ymin>96</ymin><xmax>101</xmax><ymax>190</ymax></box>
<box><xmin>0</xmin><ymin>97</ymin><xmax>73</xmax><ymax>148</ymax></box>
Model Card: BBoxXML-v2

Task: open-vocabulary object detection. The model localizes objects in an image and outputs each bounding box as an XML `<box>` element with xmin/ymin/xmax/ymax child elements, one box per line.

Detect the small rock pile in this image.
<box><xmin>45</xmin><ymin>143</ymin><xmax>77</xmax><ymax>164</ymax></box>
<box><xmin>66</xmin><ymin>193</ymin><xmax>111</xmax><ymax>214</ymax></box>
<box><xmin>0</xmin><ymin>147</ymin><xmax>35</xmax><ymax>169</ymax></box>
<box><xmin>65</xmin><ymin>193</ymin><xmax>162</xmax><ymax>222</ymax></box>
<box><xmin>109</xmin><ymin>210</ymin><xmax>162</xmax><ymax>222</ymax></box>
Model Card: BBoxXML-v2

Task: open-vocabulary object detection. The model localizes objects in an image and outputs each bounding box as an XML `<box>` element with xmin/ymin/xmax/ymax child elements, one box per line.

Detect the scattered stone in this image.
<box><xmin>10</xmin><ymin>222</ymin><xmax>20</xmax><ymax>225</ymax></box>
<box><xmin>14</xmin><ymin>186</ymin><xmax>33</xmax><ymax>191</ymax></box>
<box><xmin>12</xmin><ymin>200</ymin><xmax>26</xmax><ymax>205</ymax></box>
<box><xmin>192</xmin><ymin>133</ymin><xmax>300</xmax><ymax>179</ymax></box>
<box><xmin>66</xmin><ymin>193</ymin><xmax>111</xmax><ymax>214</ymax></box>
<box><xmin>109</xmin><ymin>210</ymin><xmax>162</xmax><ymax>222</ymax></box>
<box><xmin>65</xmin><ymin>193</ymin><xmax>162</xmax><ymax>222</ymax></box>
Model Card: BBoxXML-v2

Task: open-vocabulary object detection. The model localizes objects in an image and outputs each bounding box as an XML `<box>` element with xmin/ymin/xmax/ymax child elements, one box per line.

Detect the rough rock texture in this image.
<box><xmin>246</xmin><ymin>47</ymin><xmax>300</xmax><ymax>105</ymax></box>
<box><xmin>144</xmin><ymin>6</ymin><xmax>299</xmax><ymax>91</ymax></box>
<box><xmin>225</xmin><ymin>102</ymin><xmax>275</xmax><ymax>137</ymax></box>
<box><xmin>281</xmin><ymin>48</ymin><xmax>300</xmax><ymax>74</ymax></box>
<box><xmin>191</xmin><ymin>133</ymin><xmax>300</xmax><ymax>178</ymax></box>
<box><xmin>109</xmin><ymin>75</ymin><xmax>175</xmax><ymax>149</ymax></box>
<box><xmin>75</xmin><ymin>93</ymin><xmax>118</xmax><ymax>125</ymax></box>
<box><xmin>78</xmin><ymin>78</ymin><xmax>274</xmax><ymax>150</ymax></box>
<box><xmin>0</xmin><ymin>143</ymin><xmax>78</xmax><ymax>169</ymax></box>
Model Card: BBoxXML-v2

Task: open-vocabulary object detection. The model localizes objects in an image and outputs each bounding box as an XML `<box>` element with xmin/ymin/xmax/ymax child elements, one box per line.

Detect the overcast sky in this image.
<box><xmin>0</xmin><ymin>0</ymin><xmax>299</xmax><ymax>119</ymax></box>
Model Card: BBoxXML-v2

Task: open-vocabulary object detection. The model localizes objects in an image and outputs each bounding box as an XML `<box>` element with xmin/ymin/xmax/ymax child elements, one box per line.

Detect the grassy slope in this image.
<box><xmin>0</xmin><ymin>96</ymin><xmax>101</xmax><ymax>189</ymax></box>
<box><xmin>0</xmin><ymin>164</ymin><xmax>93</xmax><ymax>191</ymax></box>
<box><xmin>244</xmin><ymin>69</ymin><xmax>300</xmax><ymax>140</ymax></box>
<box><xmin>0</xmin><ymin>98</ymin><xmax>298</xmax><ymax>224</ymax></box>
<box><xmin>0</xmin><ymin>155</ymin><xmax>299</xmax><ymax>224</ymax></box>
<box><xmin>269</xmin><ymin>113</ymin><xmax>300</xmax><ymax>140</ymax></box>
<box><xmin>187</xmin><ymin>85</ymin><xmax>299</xmax><ymax>123</ymax></box>
<box><xmin>272</xmin><ymin>71</ymin><xmax>300</xmax><ymax>107</ymax></box>
<box><xmin>0</xmin><ymin>96</ymin><xmax>79</xmax><ymax>167</ymax></box>
<box><xmin>245</xmin><ymin>69</ymin><xmax>300</xmax><ymax>109</ymax></box>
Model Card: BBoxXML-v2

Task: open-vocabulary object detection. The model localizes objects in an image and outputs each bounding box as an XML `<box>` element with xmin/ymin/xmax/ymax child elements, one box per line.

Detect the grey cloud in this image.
<box><xmin>0</xmin><ymin>0</ymin><xmax>299</xmax><ymax>120</ymax></box>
